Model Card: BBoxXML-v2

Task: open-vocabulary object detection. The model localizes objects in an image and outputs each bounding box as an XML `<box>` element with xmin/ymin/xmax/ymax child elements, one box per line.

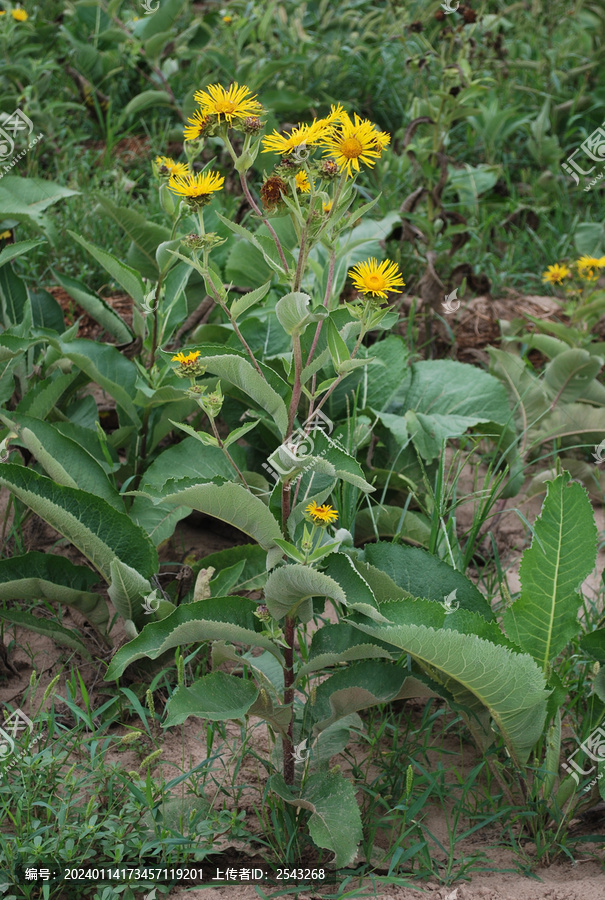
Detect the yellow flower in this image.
<box><xmin>222</xmin><ymin>15</ymin><xmax>232</xmax><ymax>23</ymax></box>
<box><xmin>322</xmin><ymin>201</ymin><xmax>332</xmax><ymax>213</ymax></box>
<box><xmin>261</xmin><ymin>117</ymin><xmax>335</xmax><ymax>156</ymax></box>
<box><xmin>0</xmin><ymin>230</ymin><xmax>11</xmax><ymax>240</ymax></box>
<box><xmin>349</xmin><ymin>257</ymin><xmax>405</xmax><ymax>299</ymax></box>
<box><xmin>576</xmin><ymin>255</ymin><xmax>605</xmax><ymax>281</ymax></box>
<box><xmin>193</xmin><ymin>82</ymin><xmax>262</xmax><ymax>125</ymax></box>
<box><xmin>371</xmin><ymin>129</ymin><xmax>391</xmax><ymax>155</ymax></box>
<box><xmin>183</xmin><ymin>109</ymin><xmax>211</xmax><ymax>142</ymax></box>
<box><xmin>172</xmin><ymin>350</ymin><xmax>201</xmax><ymax>364</ymax></box>
<box><xmin>168</xmin><ymin>170</ymin><xmax>224</xmax><ymax>200</ymax></box>
<box><xmin>305</xmin><ymin>501</ymin><xmax>338</xmax><ymax>525</ymax></box>
<box><xmin>0</xmin><ymin>10</ymin><xmax>6</xmax><ymax>14</ymax></box>
<box><xmin>294</xmin><ymin>170</ymin><xmax>310</xmax><ymax>193</ymax></box>
<box><xmin>11</xmin><ymin>7</ymin><xmax>28</xmax><ymax>20</ymax></box>
<box><xmin>541</xmin><ymin>263</ymin><xmax>571</xmax><ymax>285</ymax></box>
<box><xmin>155</xmin><ymin>156</ymin><xmax>189</xmax><ymax>177</ymax></box>
<box><xmin>321</xmin><ymin>112</ymin><xmax>388</xmax><ymax>177</ymax></box>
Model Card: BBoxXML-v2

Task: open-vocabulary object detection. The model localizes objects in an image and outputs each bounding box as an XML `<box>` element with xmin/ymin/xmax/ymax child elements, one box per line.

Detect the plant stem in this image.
<box><xmin>283</xmin><ymin>614</ymin><xmax>295</xmax><ymax>785</ymax></box>
<box><xmin>204</xmin><ymin>271</ymin><xmax>266</xmax><ymax>377</ymax></box>
<box><xmin>208</xmin><ymin>416</ymin><xmax>250</xmax><ymax>489</ymax></box>
<box><xmin>287</xmin><ymin>333</ymin><xmax>304</xmax><ymax>436</ymax></box>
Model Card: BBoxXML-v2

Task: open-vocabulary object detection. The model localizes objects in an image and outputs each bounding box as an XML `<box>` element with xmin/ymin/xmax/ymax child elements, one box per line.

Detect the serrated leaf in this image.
<box><xmin>502</xmin><ymin>474</ymin><xmax>597</xmax><ymax>669</ymax></box>
<box><xmin>164</xmin><ymin>673</ymin><xmax>258</xmax><ymax>727</ymax></box>
<box><xmin>0</xmin><ymin>465</ymin><xmax>158</xmax><ymax>583</ymax></box>
<box><xmin>67</xmin><ymin>231</ymin><xmax>145</xmax><ymax>304</ymax></box>
<box><xmin>0</xmin><ymin>240</ymin><xmax>46</xmax><ymax>267</ymax></box>
<box><xmin>297</xmin><ymin>623</ymin><xmax>394</xmax><ymax>680</ymax></box>
<box><xmin>349</xmin><ymin>615</ymin><xmax>550</xmax><ymax>765</ymax></box>
<box><xmin>230</xmin><ymin>281</ymin><xmax>272</xmax><ymax>321</ymax></box>
<box><xmin>108</xmin><ymin>559</ymin><xmax>152</xmax><ymax>628</ymax></box>
<box><xmin>0</xmin><ymin>551</ymin><xmax>107</xmax><ymax>629</ymax></box>
<box><xmin>311</xmin><ymin>659</ymin><xmax>408</xmax><ymax>730</ymax></box>
<box><xmin>264</xmin><ymin>564</ymin><xmax>346</xmax><ymax>621</ymax></box>
<box><xmin>158</xmin><ymin>481</ymin><xmax>283</xmax><ymax>551</ymax></box>
<box><xmin>105</xmin><ymin>597</ymin><xmax>284</xmax><ymax>679</ymax></box>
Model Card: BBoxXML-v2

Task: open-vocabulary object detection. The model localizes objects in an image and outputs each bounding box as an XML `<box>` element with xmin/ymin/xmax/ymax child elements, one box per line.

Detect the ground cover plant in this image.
<box><xmin>0</xmin><ymin>2</ymin><xmax>605</xmax><ymax>899</ymax></box>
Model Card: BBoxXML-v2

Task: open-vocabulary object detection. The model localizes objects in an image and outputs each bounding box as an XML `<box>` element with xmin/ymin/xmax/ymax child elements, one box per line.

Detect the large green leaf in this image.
<box><xmin>51</xmin><ymin>268</ymin><xmax>133</xmax><ymax>343</ymax></box>
<box><xmin>0</xmin><ymin>551</ymin><xmax>107</xmax><ymax>629</ymax></box>
<box><xmin>0</xmin><ymin>465</ymin><xmax>157</xmax><ymax>583</ymax></box>
<box><xmin>0</xmin><ymin>412</ymin><xmax>123</xmax><ymax>510</ymax></box>
<box><xmin>297</xmin><ymin>624</ymin><xmax>395</xmax><ymax>681</ymax></box>
<box><xmin>164</xmin><ymin>673</ymin><xmax>259</xmax><ymax>727</ymax></box>
<box><xmin>67</xmin><ymin>231</ymin><xmax>145</xmax><ymax>304</ymax></box>
<box><xmin>105</xmin><ymin>597</ymin><xmax>284</xmax><ymax>679</ymax></box>
<box><xmin>350</xmin><ymin>606</ymin><xmax>551</xmax><ymax>765</ymax></box>
<box><xmin>502</xmin><ymin>474</ymin><xmax>597</xmax><ymax>669</ymax></box>
<box><xmin>311</xmin><ymin>659</ymin><xmax>409</xmax><ymax>731</ymax></box>
<box><xmin>16</xmin><ymin>372</ymin><xmax>80</xmax><ymax>419</ymax></box>
<box><xmin>49</xmin><ymin>337</ymin><xmax>141</xmax><ymax>426</ymax></box>
<box><xmin>94</xmin><ymin>195</ymin><xmax>172</xmax><ymax>280</ymax></box>
<box><xmin>395</xmin><ymin>359</ymin><xmax>513</xmax><ymax>463</ymax></box>
<box><xmin>0</xmin><ymin>607</ymin><xmax>91</xmax><ymax>659</ymax></box>
<box><xmin>0</xmin><ymin>262</ymin><xmax>28</xmax><ymax>326</ymax></box>
<box><xmin>363</xmin><ymin>542</ymin><xmax>495</xmax><ymax>620</ymax></box>
<box><xmin>0</xmin><ymin>240</ymin><xmax>46</xmax><ymax>267</ymax></box>
<box><xmin>269</xmin><ymin>771</ymin><xmax>362</xmax><ymax>867</ymax></box>
<box><xmin>156</xmin><ymin>482</ymin><xmax>283</xmax><ymax>551</ymax></box>
<box><xmin>264</xmin><ymin>564</ymin><xmax>346</xmax><ymax>622</ymax></box>
<box><xmin>0</xmin><ymin>177</ymin><xmax>78</xmax><ymax>243</ymax></box>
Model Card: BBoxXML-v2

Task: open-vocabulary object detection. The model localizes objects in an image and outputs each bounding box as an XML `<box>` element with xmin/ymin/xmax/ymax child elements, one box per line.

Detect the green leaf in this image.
<box><xmin>164</xmin><ymin>673</ymin><xmax>259</xmax><ymax>727</ymax></box>
<box><xmin>0</xmin><ymin>607</ymin><xmax>91</xmax><ymax>659</ymax></box>
<box><xmin>51</xmin><ymin>268</ymin><xmax>133</xmax><ymax>343</ymax></box>
<box><xmin>264</xmin><ymin>564</ymin><xmax>346</xmax><ymax>622</ymax></box>
<box><xmin>49</xmin><ymin>337</ymin><xmax>141</xmax><ymax>427</ymax></box>
<box><xmin>0</xmin><ymin>262</ymin><xmax>28</xmax><ymax>326</ymax></box>
<box><xmin>16</xmin><ymin>372</ymin><xmax>79</xmax><ymax>419</ymax></box>
<box><xmin>0</xmin><ymin>551</ymin><xmax>107</xmax><ymax>629</ymax></box>
<box><xmin>1</xmin><ymin>412</ymin><xmax>123</xmax><ymax>511</ymax></box>
<box><xmin>29</xmin><ymin>290</ymin><xmax>65</xmax><ymax>333</ymax></box>
<box><xmin>354</xmin><ymin>506</ymin><xmax>431</xmax><ymax>547</ymax></box>
<box><xmin>349</xmin><ymin>614</ymin><xmax>550</xmax><ymax>764</ymax></box>
<box><xmin>67</xmin><ymin>231</ymin><xmax>145</xmax><ymax>304</ymax></box>
<box><xmin>0</xmin><ymin>465</ymin><xmax>158</xmax><ymax>583</ymax></box>
<box><xmin>311</xmin><ymin>659</ymin><xmax>409</xmax><ymax>730</ymax></box>
<box><xmin>0</xmin><ymin>177</ymin><xmax>78</xmax><ymax>243</ymax></box>
<box><xmin>105</xmin><ymin>597</ymin><xmax>284</xmax><ymax>680</ymax></box>
<box><xmin>268</xmin><ymin>771</ymin><xmax>362</xmax><ymax>867</ymax></box>
<box><xmin>0</xmin><ymin>240</ymin><xmax>46</xmax><ymax>267</ymax></box>
<box><xmin>94</xmin><ymin>196</ymin><xmax>172</xmax><ymax>280</ymax></box>
<box><xmin>297</xmin><ymin>624</ymin><xmax>394</xmax><ymax>680</ymax></box>
<box><xmin>108</xmin><ymin>559</ymin><xmax>152</xmax><ymax>628</ymax></box>
<box><xmin>123</xmin><ymin>90</ymin><xmax>173</xmax><ymax>117</ymax></box>
<box><xmin>157</xmin><ymin>482</ymin><xmax>283</xmax><ymax>551</ymax></box>
<box><xmin>502</xmin><ymin>474</ymin><xmax>597</xmax><ymax>669</ymax></box>
<box><xmin>542</xmin><ymin>349</ymin><xmax>603</xmax><ymax>405</ymax></box>
<box><xmin>580</xmin><ymin>628</ymin><xmax>605</xmax><ymax>663</ymax></box>
<box><xmin>194</xmin><ymin>352</ymin><xmax>289</xmax><ymax>436</ymax></box>
<box><xmin>275</xmin><ymin>291</ymin><xmax>326</xmax><ymax>336</ymax></box>
<box><xmin>230</xmin><ymin>281</ymin><xmax>272</xmax><ymax>321</ymax></box>
<box><xmin>363</xmin><ymin>542</ymin><xmax>495</xmax><ymax>620</ymax></box>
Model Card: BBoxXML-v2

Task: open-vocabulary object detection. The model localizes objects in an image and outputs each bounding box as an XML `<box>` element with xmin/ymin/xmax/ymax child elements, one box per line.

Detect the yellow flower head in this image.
<box><xmin>193</xmin><ymin>82</ymin><xmax>262</xmax><ymax>125</ymax></box>
<box><xmin>11</xmin><ymin>7</ymin><xmax>28</xmax><ymax>20</ymax></box>
<box><xmin>305</xmin><ymin>501</ymin><xmax>338</xmax><ymax>525</ymax></box>
<box><xmin>0</xmin><ymin>10</ymin><xmax>6</xmax><ymax>14</ymax></box>
<box><xmin>322</xmin><ymin>200</ymin><xmax>332</xmax><ymax>214</ymax></box>
<box><xmin>542</xmin><ymin>263</ymin><xmax>571</xmax><ymax>285</ymax></box>
<box><xmin>576</xmin><ymin>255</ymin><xmax>605</xmax><ymax>281</ymax></box>
<box><xmin>321</xmin><ymin>112</ymin><xmax>388</xmax><ymax>177</ymax></box>
<box><xmin>222</xmin><ymin>15</ymin><xmax>232</xmax><ymax>23</ymax></box>
<box><xmin>349</xmin><ymin>257</ymin><xmax>405</xmax><ymax>300</ymax></box>
<box><xmin>168</xmin><ymin>170</ymin><xmax>224</xmax><ymax>202</ymax></box>
<box><xmin>172</xmin><ymin>350</ymin><xmax>201</xmax><ymax>364</ymax></box>
<box><xmin>0</xmin><ymin>230</ymin><xmax>11</xmax><ymax>240</ymax></box>
<box><xmin>294</xmin><ymin>170</ymin><xmax>310</xmax><ymax>193</ymax></box>
<box><xmin>155</xmin><ymin>156</ymin><xmax>189</xmax><ymax>177</ymax></box>
<box><xmin>261</xmin><ymin>116</ymin><xmax>335</xmax><ymax>156</ymax></box>
<box><xmin>183</xmin><ymin>109</ymin><xmax>212</xmax><ymax>142</ymax></box>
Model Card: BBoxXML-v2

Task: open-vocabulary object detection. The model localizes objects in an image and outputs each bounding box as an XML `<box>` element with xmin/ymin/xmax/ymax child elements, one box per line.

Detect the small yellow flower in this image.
<box><xmin>0</xmin><ymin>230</ymin><xmax>11</xmax><ymax>240</ymax></box>
<box><xmin>194</xmin><ymin>82</ymin><xmax>262</xmax><ymax>125</ymax></box>
<box><xmin>172</xmin><ymin>350</ymin><xmax>201</xmax><ymax>364</ymax></box>
<box><xmin>222</xmin><ymin>15</ymin><xmax>232</xmax><ymax>23</ymax></box>
<box><xmin>322</xmin><ymin>201</ymin><xmax>332</xmax><ymax>213</ymax></box>
<box><xmin>305</xmin><ymin>501</ymin><xmax>338</xmax><ymax>525</ymax></box>
<box><xmin>155</xmin><ymin>156</ymin><xmax>189</xmax><ymax>177</ymax></box>
<box><xmin>541</xmin><ymin>263</ymin><xmax>572</xmax><ymax>285</ymax></box>
<box><xmin>0</xmin><ymin>10</ymin><xmax>6</xmax><ymax>14</ymax></box>
<box><xmin>321</xmin><ymin>112</ymin><xmax>389</xmax><ymax>177</ymax></box>
<box><xmin>168</xmin><ymin>170</ymin><xmax>224</xmax><ymax>204</ymax></box>
<box><xmin>11</xmin><ymin>7</ymin><xmax>28</xmax><ymax>20</ymax></box>
<box><xmin>576</xmin><ymin>255</ymin><xmax>605</xmax><ymax>281</ymax></box>
<box><xmin>294</xmin><ymin>170</ymin><xmax>310</xmax><ymax>193</ymax></box>
<box><xmin>183</xmin><ymin>109</ymin><xmax>212</xmax><ymax>142</ymax></box>
<box><xmin>349</xmin><ymin>257</ymin><xmax>405</xmax><ymax>299</ymax></box>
